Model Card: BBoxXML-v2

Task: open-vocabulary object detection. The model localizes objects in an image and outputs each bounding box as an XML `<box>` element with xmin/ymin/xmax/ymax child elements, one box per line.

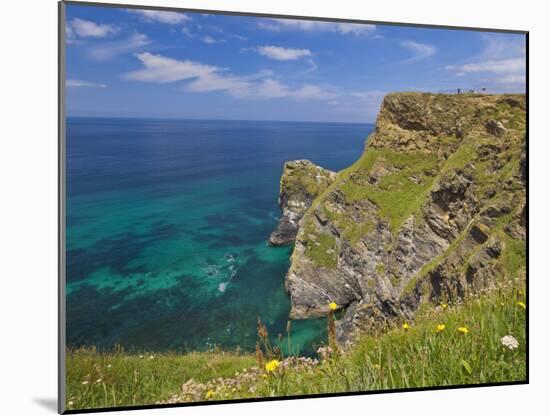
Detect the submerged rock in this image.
<box><xmin>277</xmin><ymin>93</ymin><xmax>526</xmax><ymax>345</ymax></box>
<box><xmin>269</xmin><ymin>160</ymin><xmax>336</xmax><ymax>246</ymax></box>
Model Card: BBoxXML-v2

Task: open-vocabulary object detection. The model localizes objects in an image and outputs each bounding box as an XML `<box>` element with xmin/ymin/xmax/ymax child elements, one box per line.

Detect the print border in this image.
<box><xmin>58</xmin><ymin>1</ymin><xmax>529</xmax><ymax>413</ymax></box>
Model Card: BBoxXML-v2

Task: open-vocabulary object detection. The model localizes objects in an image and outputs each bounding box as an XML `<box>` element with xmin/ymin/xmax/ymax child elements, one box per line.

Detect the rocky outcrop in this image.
<box><xmin>269</xmin><ymin>160</ymin><xmax>336</xmax><ymax>246</ymax></box>
<box><xmin>279</xmin><ymin>93</ymin><xmax>526</xmax><ymax>345</ymax></box>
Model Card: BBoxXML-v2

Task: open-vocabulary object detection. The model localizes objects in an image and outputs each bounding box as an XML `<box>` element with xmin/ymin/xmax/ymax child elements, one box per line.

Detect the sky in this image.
<box><xmin>65</xmin><ymin>4</ymin><xmax>527</xmax><ymax>123</ymax></box>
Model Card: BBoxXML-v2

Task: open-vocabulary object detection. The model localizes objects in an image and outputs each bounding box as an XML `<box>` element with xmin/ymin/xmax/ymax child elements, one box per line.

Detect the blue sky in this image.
<box><xmin>65</xmin><ymin>4</ymin><xmax>526</xmax><ymax>122</ymax></box>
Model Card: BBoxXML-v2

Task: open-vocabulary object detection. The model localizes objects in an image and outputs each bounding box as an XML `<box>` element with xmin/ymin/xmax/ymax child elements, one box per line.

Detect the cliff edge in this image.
<box><xmin>276</xmin><ymin>93</ymin><xmax>526</xmax><ymax>344</ymax></box>
<box><xmin>269</xmin><ymin>160</ymin><xmax>336</xmax><ymax>246</ymax></box>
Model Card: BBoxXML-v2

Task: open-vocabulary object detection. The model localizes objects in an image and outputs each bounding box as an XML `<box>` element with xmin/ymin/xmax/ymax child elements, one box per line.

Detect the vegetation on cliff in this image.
<box><xmin>269</xmin><ymin>160</ymin><xmax>336</xmax><ymax>246</ymax></box>
<box><xmin>285</xmin><ymin>93</ymin><xmax>526</xmax><ymax>340</ymax></box>
<box><xmin>66</xmin><ymin>93</ymin><xmax>527</xmax><ymax>410</ymax></box>
<box><xmin>66</xmin><ymin>280</ymin><xmax>526</xmax><ymax>410</ymax></box>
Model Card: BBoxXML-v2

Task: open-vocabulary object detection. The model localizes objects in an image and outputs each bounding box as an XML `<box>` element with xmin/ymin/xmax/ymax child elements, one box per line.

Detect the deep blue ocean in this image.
<box><xmin>66</xmin><ymin>118</ymin><xmax>373</xmax><ymax>355</ymax></box>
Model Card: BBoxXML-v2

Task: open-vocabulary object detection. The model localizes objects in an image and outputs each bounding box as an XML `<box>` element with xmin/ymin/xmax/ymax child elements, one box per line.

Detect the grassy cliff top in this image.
<box><xmin>66</xmin><ymin>281</ymin><xmax>526</xmax><ymax>410</ymax></box>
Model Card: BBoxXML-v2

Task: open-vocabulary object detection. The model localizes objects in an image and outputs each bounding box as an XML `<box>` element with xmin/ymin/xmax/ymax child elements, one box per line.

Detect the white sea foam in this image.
<box><xmin>205</xmin><ymin>252</ymin><xmax>238</xmax><ymax>293</ymax></box>
<box><xmin>268</xmin><ymin>211</ymin><xmax>280</xmax><ymax>221</ymax></box>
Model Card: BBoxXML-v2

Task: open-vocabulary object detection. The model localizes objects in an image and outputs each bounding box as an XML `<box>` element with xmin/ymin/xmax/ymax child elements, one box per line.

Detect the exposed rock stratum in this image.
<box><xmin>271</xmin><ymin>93</ymin><xmax>527</xmax><ymax>345</ymax></box>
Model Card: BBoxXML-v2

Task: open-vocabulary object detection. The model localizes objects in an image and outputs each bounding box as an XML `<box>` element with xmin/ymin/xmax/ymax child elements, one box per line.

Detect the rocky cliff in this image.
<box><xmin>269</xmin><ymin>160</ymin><xmax>336</xmax><ymax>246</ymax></box>
<box><xmin>274</xmin><ymin>93</ymin><xmax>526</xmax><ymax>344</ymax></box>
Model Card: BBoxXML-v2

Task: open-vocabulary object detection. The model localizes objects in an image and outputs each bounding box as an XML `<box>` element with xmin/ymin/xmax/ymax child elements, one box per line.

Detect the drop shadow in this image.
<box><xmin>34</xmin><ymin>398</ymin><xmax>57</xmax><ymax>413</ymax></box>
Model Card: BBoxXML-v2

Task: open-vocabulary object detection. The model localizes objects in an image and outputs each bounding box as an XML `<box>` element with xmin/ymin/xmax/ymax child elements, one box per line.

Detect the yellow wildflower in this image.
<box><xmin>205</xmin><ymin>390</ymin><xmax>215</xmax><ymax>399</ymax></box>
<box><xmin>373</xmin><ymin>364</ymin><xmax>381</xmax><ymax>369</ymax></box>
<box><xmin>500</xmin><ymin>302</ymin><xmax>505</xmax><ymax>307</ymax></box>
<box><xmin>402</xmin><ymin>322</ymin><xmax>410</xmax><ymax>331</ymax></box>
<box><xmin>436</xmin><ymin>324</ymin><xmax>446</xmax><ymax>332</ymax></box>
<box><xmin>441</xmin><ymin>303</ymin><xmax>448</xmax><ymax>310</ymax></box>
<box><xmin>265</xmin><ymin>359</ymin><xmax>281</xmax><ymax>373</ymax></box>
<box><xmin>329</xmin><ymin>302</ymin><xmax>338</xmax><ymax>311</ymax></box>
<box><xmin>457</xmin><ymin>326</ymin><xmax>469</xmax><ymax>334</ymax></box>
<box><xmin>517</xmin><ymin>301</ymin><xmax>526</xmax><ymax>310</ymax></box>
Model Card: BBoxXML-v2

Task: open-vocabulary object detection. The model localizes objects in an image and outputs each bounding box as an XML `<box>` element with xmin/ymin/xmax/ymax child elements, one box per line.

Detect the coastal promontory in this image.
<box><xmin>272</xmin><ymin>93</ymin><xmax>526</xmax><ymax>345</ymax></box>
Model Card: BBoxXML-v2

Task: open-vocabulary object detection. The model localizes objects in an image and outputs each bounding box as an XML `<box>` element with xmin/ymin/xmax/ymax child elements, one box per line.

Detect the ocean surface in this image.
<box><xmin>66</xmin><ymin>117</ymin><xmax>373</xmax><ymax>355</ymax></box>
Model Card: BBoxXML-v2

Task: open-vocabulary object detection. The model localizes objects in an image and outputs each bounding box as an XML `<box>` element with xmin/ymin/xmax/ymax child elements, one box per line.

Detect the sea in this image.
<box><xmin>66</xmin><ymin>117</ymin><xmax>373</xmax><ymax>355</ymax></box>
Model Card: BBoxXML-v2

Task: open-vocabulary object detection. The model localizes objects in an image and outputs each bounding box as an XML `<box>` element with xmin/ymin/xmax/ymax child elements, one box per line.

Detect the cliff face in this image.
<box><xmin>269</xmin><ymin>160</ymin><xmax>336</xmax><ymax>246</ymax></box>
<box><xmin>277</xmin><ymin>93</ymin><xmax>526</xmax><ymax>344</ymax></box>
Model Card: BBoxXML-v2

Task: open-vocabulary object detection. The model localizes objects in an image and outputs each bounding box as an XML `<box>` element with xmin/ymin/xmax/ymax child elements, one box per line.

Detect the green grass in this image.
<box><xmin>339</xmin><ymin>149</ymin><xmax>439</xmax><ymax>232</ymax></box>
<box><xmin>65</xmin><ymin>349</ymin><xmax>256</xmax><ymax>410</ymax></box>
<box><xmin>501</xmin><ymin>233</ymin><xmax>527</xmax><ymax>278</ymax></box>
<box><xmin>302</xmin><ymin>222</ymin><xmax>338</xmax><ymax>268</ymax></box>
<box><xmin>66</xmin><ymin>283</ymin><xmax>526</xmax><ymax>410</ymax></box>
<box><xmin>232</xmin><ymin>283</ymin><xmax>526</xmax><ymax>398</ymax></box>
<box><xmin>443</xmin><ymin>143</ymin><xmax>476</xmax><ymax>171</ymax></box>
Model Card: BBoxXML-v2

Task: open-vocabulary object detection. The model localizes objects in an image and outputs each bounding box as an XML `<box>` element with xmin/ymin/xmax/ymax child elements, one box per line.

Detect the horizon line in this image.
<box><xmin>65</xmin><ymin>115</ymin><xmax>377</xmax><ymax>125</ymax></box>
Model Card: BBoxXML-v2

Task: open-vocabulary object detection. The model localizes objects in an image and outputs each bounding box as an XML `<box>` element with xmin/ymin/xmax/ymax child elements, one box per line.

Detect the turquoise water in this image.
<box><xmin>66</xmin><ymin>118</ymin><xmax>373</xmax><ymax>355</ymax></box>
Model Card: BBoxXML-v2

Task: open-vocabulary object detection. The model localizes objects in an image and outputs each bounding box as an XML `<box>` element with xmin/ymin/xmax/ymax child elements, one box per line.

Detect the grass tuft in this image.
<box><xmin>66</xmin><ymin>282</ymin><xmax>525</xmax><ymax>410</ymax></box>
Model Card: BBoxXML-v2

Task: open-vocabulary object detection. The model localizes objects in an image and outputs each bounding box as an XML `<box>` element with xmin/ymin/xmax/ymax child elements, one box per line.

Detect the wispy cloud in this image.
<box><xmin>338</xmin><ymin>90</ymin><xmax>387</xmax><ymax>117</ymax></box>
<box><xmin>305</xmin><ymin>59</ymin><xmax>318</xmax><ymax>73</ymax></box>
<box><xmin>496</xmin><ymin>74</ymin><xmax>526</xmax><ymax>85</ymax></box>
<box><xmin>201</xmin><ymin>35</ymin><xmax>225</xmax><ymax>44</ymax></box>
<box><xmin>181</xmin><ymin>26</ymin><xmax>225</xmax><ymax>44</ymax></box>
<box><xmin>127</xmin><ymin>9</ymin><xmax>190</xmax><ymax>25</ymax></box>
<box><xmin>66</xmin><ymin>79</ymin><xmax>107</xmax><ymax>88</ymax></box>
<box><xmin>123</xmin><ymin>52</ymin><xmax>336</xmax><ymax>101</ymax></box>
<box><xmin>445</xmin><ymin>58</ymin><xmax>525</xmax><ymax>75</ymax></box>
<box><xmin>444</xmin><ymin>34</ymin><xmax>526</xmax><ymax>91</ymax></box>
<box><xmin>67</xmin><ymin>18</ymin><xmax>119</xmax><ymax>38</ymax></box>
<box><xmin>123</xmin><ymin>52</ymin><xmax>217</xmax><ymax>83</ymax></box>
<box><xmin>178</xmin><ymin>20</ymin><xmax>246</xmax><ymax>45</ymax></box>
<box><xmin>292</xmin><ymin>85</ymin><xmax>337</xmax><ymax>100</ymax></box>
<box><xmin>258</xmin><ymin>18</ymin><xmax>376</xmax><ymax>36</ymax></box>
<box><xmin>256</xmin><ymin>45</ymin><xmax>312</xmax><ymax>61</ymax></box>
<box><xmin>88</xmin><ymin>33</ymin><xmax>150</xmax><ymax>61</ymax></box>
<box><xmin>399</xmin><ymin>40</ymin><xmax>437</xmax><ymax>63</ymax></box>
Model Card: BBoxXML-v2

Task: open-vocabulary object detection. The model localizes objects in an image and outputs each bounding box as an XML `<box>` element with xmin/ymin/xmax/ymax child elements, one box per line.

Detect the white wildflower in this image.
<box><xmin>81</xmin><ymin>381</ymin><xmax>89</xmax><ymax>385</ymax></box>
<box><xmin>501</xmin><ymin>335</ymin><xmax>519</xmax><ymax>350</ymax></box>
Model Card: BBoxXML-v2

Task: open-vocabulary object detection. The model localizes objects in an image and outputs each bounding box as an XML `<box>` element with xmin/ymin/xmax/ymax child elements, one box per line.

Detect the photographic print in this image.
<box><xmin>60</xmin><ymin>1</ymin><xmax>527</xmax><ymax>412</ymax></box>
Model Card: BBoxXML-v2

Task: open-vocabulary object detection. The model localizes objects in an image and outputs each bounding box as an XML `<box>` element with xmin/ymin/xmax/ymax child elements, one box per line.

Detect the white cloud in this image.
<box><xmin>186</xmin><ymin>73</ymin><xmax>253</xmax><ymax>97</ymax></box>
<box><xmin>181</xmin><ymin>26</ymin><xmax>195</xmax><ymax>39</ymax></box>
<box><xmin>305</xmin><ymin>59</ymin><xmax>318</xmax><ymax>73</ymax></box>
<box><xmin>477</xmin><ymin>34</ymin><xmax>525</xmax><ymax>61</ymax></box>
<box><xmin>445</xmin><ymin>58</ymin><xmax>525</xmax><ymax>75</ymax></box>
<box><xmin>202</xmin><ymin>36</ymin><xmax>216</xmax><ymax>44</ymax></box>
<box><xmin>255</xmin><ymin>79</ymin><xmax>290</xmax><ymax>98</ymax></box>
<box><xmin>66</xmin><ymin>79</ymin><xmax>107</xmax><ymax>88</ymax></box>
<box><xmin>123</xmin><ymin>52</ymin><xmax>336</xmax><ymax>101</ymax></box>
<box><xmin>399</xmin><ymin>40</ymin><xmax>437</xmax><ymax>63</ymax></box>
<box><xmin>444</xmin><ymin>34</ymin><xmax>526</xmax><ymax>91</ymax></box>
<box><xmin>201</xmin><ymin>35</ymin><xmax>225</xmax><ymax>44</ymax></box>
<box><xmin>123</xmin><ymin>52</ymin><xmax>218</xmax><ymax>83</ymax></box>
<box><xmin>128</xmin><ymin>9</ymin><xmax>190</xmax><ymax>25</ymax></box>
<box><xmin>256</xmin><ymin>45</ymin><xmax>312</xmax><ymax>61</ymax></box>
<box><xmin>258</xmin><ymin>18</ymin><xmax>376</xmax><ymax>35</ymax></box>
<box><xmin>253</xmin><ymin>79</ymin><xmax>336</xmax><ymax>100</ymax></box>
<box><xmin>69</xmin><ymin>18</ymin><xmax>118</xmax><ymax>38</ymax></box>
<box><xmin>88</xmin><ymin>33</ymin><xmax>150</xmax><ymax>60</ymax></box>
<box><xmin>293</xmin><ymin>85</ymin><xmax>337</xmax><ymax>100</ymax></box>
<box><xmin>331</xmin><ymin>90</ymin><xmax>387</xmax><ymax>120</ymax></box>
<box><xmin>182</xmin><ymin>26</ymin><xmax>228</xmax><ymax>44</ymax></box>
<box><xmin>497</xmin><ymin>74</ymin><xmax>526</xmax><ymax>85</ymax></box>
